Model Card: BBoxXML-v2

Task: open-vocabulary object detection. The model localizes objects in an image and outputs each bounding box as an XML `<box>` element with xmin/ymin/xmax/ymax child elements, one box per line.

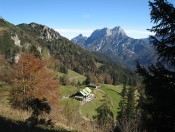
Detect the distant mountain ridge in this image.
<box><xmin>71</xmin><ymin>26</ymin><xmax>157</xmax><ymax>70</ymax></box>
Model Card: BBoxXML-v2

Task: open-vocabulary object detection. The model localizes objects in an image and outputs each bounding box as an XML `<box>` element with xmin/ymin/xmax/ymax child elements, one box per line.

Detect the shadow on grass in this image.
<box><xmin>0</xmin><ymin>116</ymin><xmax>70</xmax><ymax>132</ymax></box>
<box><xmin>107</xmin><ymin>88</ymin><xmax>121</xmax><ymax>96</ymax></box>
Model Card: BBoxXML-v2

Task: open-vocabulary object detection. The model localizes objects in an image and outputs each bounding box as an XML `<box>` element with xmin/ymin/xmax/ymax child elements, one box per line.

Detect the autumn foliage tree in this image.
<box><xmin>9</xmin><ymin>53</ymin><xmax>59</xmax><ymax>112</ymax></box>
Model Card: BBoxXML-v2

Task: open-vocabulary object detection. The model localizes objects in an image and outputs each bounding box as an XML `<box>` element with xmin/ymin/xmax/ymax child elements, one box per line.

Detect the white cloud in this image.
<box><xmin>55</xmin><ymin>28</ymin><xmax>93</xmax><ymax>33</ymax></box>
<box><xmin>55</xmin><ymin>28</ymin><xmax>93</xmax><ymax>39</ymax></box>
<box><xmin>125</xmin><ymin>29</ymin><xmax>154</xmax><ymax>39</ymax></box>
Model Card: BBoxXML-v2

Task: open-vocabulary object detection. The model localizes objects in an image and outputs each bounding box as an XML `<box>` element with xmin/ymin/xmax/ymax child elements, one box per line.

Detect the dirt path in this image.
<box><xmin>78</xmin><ymin>107</ymin><xmax>90</xmax><ymax>121</ymax></box>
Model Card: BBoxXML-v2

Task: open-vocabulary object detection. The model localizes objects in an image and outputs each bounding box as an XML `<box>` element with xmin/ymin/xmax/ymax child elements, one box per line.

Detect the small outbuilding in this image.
<box><xmin>74</xmin><ymin>87</ymin><xmax>92</xmax><ymax>101</ymax></box>
<box><xmin>88</xmin><ymin>83</ymin><xmax>100</xmax><ymax>89</ymax></box>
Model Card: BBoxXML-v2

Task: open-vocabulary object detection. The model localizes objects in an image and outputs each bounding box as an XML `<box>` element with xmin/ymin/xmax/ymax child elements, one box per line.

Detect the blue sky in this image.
<box><xmin>0</xmin><ymin>0</ymin><xmax>175</xmax><ymax>39</ymax></box>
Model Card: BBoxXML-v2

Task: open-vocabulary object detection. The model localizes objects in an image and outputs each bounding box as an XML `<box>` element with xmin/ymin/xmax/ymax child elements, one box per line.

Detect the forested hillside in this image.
<box><xmin>0</xmin><ymin>19</ymin><xmax>137</xmax><ymax>85</ymax></box>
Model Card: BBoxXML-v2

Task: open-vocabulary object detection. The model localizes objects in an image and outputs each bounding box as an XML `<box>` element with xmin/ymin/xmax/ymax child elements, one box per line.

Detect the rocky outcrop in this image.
<box><xmin>42</xmin><ymin>26</ymin><xmax>59</xmax><ymax>40</ymax></box>
<box><xmin>11</xmin><ymin>35</ymin><xmax>21</xmax><ymax>47</ymax></box>
<box><xmin>28</xmin><ymin>23</ymin><xmax>61</xmax><ymax>41</ymax></box>
<box><xmin>14</xmin><ymin>53</ymin><xmax>21</xmax><ymax>63</ymax></box>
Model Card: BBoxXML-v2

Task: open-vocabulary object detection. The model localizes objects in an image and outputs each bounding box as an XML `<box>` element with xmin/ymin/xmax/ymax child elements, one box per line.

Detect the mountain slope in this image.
<box><xmin>71</xmin><ymin>26</ymin><xmax>157</xmax><ymax>70</ymax></box>
<box><xmin>0</xmin><ymin>18</ymin><xmax>136</xmax><ymax>85</ymax></box>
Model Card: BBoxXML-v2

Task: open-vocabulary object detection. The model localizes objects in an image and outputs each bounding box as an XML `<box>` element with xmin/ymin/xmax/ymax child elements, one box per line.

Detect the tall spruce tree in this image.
<box><xmin>126</xmin><ymin>86</ymin><xmax>135</xmax><ymax>118</ymax></box>
<box><xmin>94</xmin><ymin>94</ymin><xmax>114</xmax><ymax>131</ymax></box>
<box><xmin>116</xmin><ymin>85</ymin><xmax>139</xmax><ymax>132</ymax></box>
<box><xmin>136</xmin><ymin>0</ymin><xmax>175</xmax><ymax>131</ymax></box>
<box><xmin>117</xmin><ymin>83</ymin><xmax>127</xmax><ymax>119</ymax></box>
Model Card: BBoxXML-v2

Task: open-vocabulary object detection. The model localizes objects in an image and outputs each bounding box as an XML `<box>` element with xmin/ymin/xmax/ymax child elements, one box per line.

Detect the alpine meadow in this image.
<box><xmin>0</xmin><ymin>0</ymin><xmax>175</xmax><ymax>132</ymax></box>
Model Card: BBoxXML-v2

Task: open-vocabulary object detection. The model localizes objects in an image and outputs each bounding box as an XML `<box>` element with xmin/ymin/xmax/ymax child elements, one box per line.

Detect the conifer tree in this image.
<box><xmin>136</xmin><ymin>0</ymin><xmax>175</xmax><ymax>131</ymax></box>
<box><xmin>116</xmin><ymin>84</ymin><xmax>139</xmax><ymax>132</ymax></box>
<box><xmin>126</xmin><ymin>86</ymin><xmax>135</xmax><ymax>118</ymax></box>
<box><xmin>117</xmin><ymin>83</ymin><xmax>127</xmax><ymax>119</ymax></box>
<box><xmin>94</xmin><ymin>94</ymin><xmax>114</xmax><ymax>131</ymax></box>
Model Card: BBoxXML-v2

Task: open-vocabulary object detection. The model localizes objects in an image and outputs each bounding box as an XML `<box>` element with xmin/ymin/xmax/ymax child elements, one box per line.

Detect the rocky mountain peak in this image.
<box><xmin>86</xmin><ymin>26</ymin><xmax>127</xmax><ymax>43</ymax></box>
<box><xmin>90</xmin><ymin>27</ymin><xmax>111</xmax><ymax>38</ymax></box>
<box><xmin>112</xmin><ymin>26</ymin><xmax>126</xmax><ymax>36</ymax></box>
<box><xmin>71</xmin><ymin>34</ymin><xmax>87</xmax><ymax>46</ymax></box>
<box><xmin>78</xmin><ymin>34</ymin><xmax>83</xmax><ymax>37</ymax></box>
<box><xmin>71</xmin><ymin>26</ymin><xmax>155</xmax><ymax>70</ymax></box>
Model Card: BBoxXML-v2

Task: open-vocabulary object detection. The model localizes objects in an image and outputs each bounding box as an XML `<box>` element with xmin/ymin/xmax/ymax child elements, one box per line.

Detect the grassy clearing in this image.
<box><xmin>67</xmin><ymin>70</ymin><xmax>86</xmax><ymax>84</ymax></box>
<box><xmin>67</xmin><ymin>70</ymin><xmax>80</xmax><ymax>78</ymax></box>
<box><xmin>100</xmin><ymin>84</ymin><xmax>122</xmax><ymax>118</ymax></box>
<box><xmin>80</xmin><ymin>89</ymin><xmax>105</xmax><ymax>119</ymax></box>
<box><xmin>57</xmin><ymin>69</ymin><xmax>86</xmax><ymax>84</ymax></box>
<box><xmin>80</xmin><ymin>84</ymin><xmax>122</xmax><ymax>120</ymax></box>
<box><xmin>60</xmin><ymin>85</ymin><xmax>79</xmax><ymax>97</ymax></box>
<box><xmin>60</xmin><ymin>98</ymin><xmax>79</xmax><ymax>107</ymax></box>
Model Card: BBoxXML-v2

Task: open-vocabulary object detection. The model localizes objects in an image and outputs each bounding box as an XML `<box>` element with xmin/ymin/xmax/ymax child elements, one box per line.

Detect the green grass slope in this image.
<box><xmin>80</xmin><ymin>84</ymin><xmax>122</xmax><ymax>120</ymax></box>
<box><xmin>57</xmin><ymin>69</ymin><xmax>86</xmax><ymax>84</ymax></box>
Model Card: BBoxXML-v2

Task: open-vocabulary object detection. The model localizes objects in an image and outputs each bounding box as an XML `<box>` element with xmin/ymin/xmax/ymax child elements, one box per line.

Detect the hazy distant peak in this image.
<box><xmin>78</xmin><ymin>34</ymin><xmax>85</xmax><ymax>37</ymax></box>
<box><xmin>79</xmin><ymin>34</ymin><xmax>83</xmax><ymax>36</ymax></box>
<box><xmin>71</xmin><ymin>34</ymin><xmax>87</xmax><ymax>46</ymax></box>
<box><xmin>76</xmin><ymin>34</ymin><xmax>87</xmax><ymax>38</ymax></box>
<box><xmin>90</xmin><ymin>26</ymin><xmax>127</xmax><ymax>39</ymax></box>
<box><xmin>90</xmin><ymin>27</ymin><xmax>110</xmax><ymax>39</ymax></box>
<box><xmin>112</xmin><ymin>26</ymin><xmax>126</xmax><ymax>36</ymax></box>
